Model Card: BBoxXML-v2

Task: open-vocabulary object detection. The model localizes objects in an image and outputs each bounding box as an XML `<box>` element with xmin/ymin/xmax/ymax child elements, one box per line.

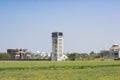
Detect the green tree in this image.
<box><xmin>90</xmin><ymin>51</ymin><xmax>95</xmax><ymax>55</ymax></box>
<box><xmin>80</xmin><ymin>53</ymin><xmax>89</xmax><ymax>58</ymax></box>
<box><xmin>89</xmin><ymin>51</ymin><xmax>96</xmax><ymax>60</ymax></box>
<box><xmin>67</xmin><ymin>53</ymin><xmax>76</xmax><ymax>61</ymax></box>
<box><xmin>0</xmin><ymin>52</ymin><xmax>11</xmax><ymax>59</ymax></box>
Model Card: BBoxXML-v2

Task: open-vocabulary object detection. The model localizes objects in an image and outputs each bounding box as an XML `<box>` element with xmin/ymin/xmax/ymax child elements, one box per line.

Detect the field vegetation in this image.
<box><xmin>0</xmin><ymin>60</ymin><xmax>120</xmax><ymax>80</ymax></box>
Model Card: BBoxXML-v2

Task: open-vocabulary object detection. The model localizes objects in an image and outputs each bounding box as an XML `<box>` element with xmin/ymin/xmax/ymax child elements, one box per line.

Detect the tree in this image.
<box><xmin>67</xmin><ymin>53</ymin><xmax>76</xmax><ymax>61</ymax></box>
<box><xmin>0</xmin><ymin>52</ymin><xmax>11</xmax><ymax>59</ymax></box>
<box><xmin>89</xmin><ymin>51</ymin><xmax>98</xmax><ymax>60</ymax></box>
<box><xmin>90</xmin><ymin>51</ymin><xmax>95</xmax><ymax>55</ymax></box>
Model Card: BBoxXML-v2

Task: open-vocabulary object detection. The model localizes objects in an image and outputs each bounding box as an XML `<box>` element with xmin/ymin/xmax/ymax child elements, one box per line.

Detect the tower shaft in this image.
<box><xmin>51</xmin><ymin>32</ymin><xmax>64</xmax><ymax>61</ymax></box>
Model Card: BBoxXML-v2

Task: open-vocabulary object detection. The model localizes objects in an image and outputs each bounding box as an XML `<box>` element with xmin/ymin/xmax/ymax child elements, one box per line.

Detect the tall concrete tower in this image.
<box><xmin>51</xmin><ymin>32</ymin><xmax>64</xmax><ymax>61</ymax></box>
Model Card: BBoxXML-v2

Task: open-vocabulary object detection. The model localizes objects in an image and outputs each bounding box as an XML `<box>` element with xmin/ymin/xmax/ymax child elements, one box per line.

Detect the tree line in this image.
<box><xmin>0</xmin><ymin>52</ymin><xmax>11</xmax><ymax>59</ymax></box>
<box><xmin>66</xmin><ymin>51</ymin><xmax>103</xmax><ymax>61</ymax></box>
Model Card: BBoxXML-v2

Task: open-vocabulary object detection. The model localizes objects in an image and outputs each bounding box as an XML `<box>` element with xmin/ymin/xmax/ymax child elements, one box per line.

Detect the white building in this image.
<box><xmin>35</xmin><ymin>51</ymin><xmax>51</xmax><ymax>59</ymax></box>
<box><xmin>51</xmin><ymin>32</ymin><xmax>64</xmax><ymax>61</ymax></box>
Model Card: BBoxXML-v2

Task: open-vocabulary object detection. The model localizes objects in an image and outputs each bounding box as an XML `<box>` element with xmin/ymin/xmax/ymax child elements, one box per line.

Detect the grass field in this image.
<box><xmin>0</xmin><ymin>60</ymin><xmax>120</xmax><ymax>80</ymax></box>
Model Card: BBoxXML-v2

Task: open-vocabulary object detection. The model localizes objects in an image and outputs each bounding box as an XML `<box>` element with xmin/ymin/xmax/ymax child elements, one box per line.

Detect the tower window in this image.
<box><xmin>52</xmin><ymin>33</ymin><xmax>57</xmax><ymax>37</ymax></box>
<box><xmin>59</xmin><ymin>33</ymin><xmax>63</xmax><ymax>36</ymax></box>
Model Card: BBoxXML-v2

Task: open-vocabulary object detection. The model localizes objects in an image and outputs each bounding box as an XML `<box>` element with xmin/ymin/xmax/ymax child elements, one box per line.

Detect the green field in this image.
<box><xmin>0</xmin><ymin>60</ymin><xmax>120</xmax><ymax>80</ymax></box>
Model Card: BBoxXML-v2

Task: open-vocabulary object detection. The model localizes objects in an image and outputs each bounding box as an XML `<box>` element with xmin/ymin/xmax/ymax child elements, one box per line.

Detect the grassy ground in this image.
<box><xmin>0</xmin><ymin>60</ymin><xmax>120</xmax><ymax>80</ymax></box>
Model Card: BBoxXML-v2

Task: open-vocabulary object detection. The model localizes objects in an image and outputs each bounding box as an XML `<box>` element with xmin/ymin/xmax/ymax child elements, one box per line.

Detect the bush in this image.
<box><xmin>67</xmin><ymin>53</ymin><xmax>76</xmax><ymax>61</ymax></box>
<box><xmin>0</xmin><ymin>52</ymin><xmax>11</xmax><ymax>59</ymax></box>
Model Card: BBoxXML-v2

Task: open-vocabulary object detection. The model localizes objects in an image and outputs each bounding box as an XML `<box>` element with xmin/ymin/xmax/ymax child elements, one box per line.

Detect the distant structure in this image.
<box><xmin>34</xmin><ymin>51</ymin><xmax>51</xmax><ymax>59</ymax></box>
<box><xmin>7</xmin><ymin>48</ymin><xmax>31</xmax><ymax>59</ymax></box>
<box><xmin>100</xmin><ymin>44</ymin><xmax>120</xmax><ymax>59</ymax></box>
<box><xmin>100</xmin><ymin>50</ymin><xmax>110</xmax><ymax>58</ymax></box>
<box><xmin>110</xmin><ymin>44</ymin><xmax>120</xmax><ymax>59</ymax></box>
<box><xmin>51</xmin><ymin>32</ymin><xmax>64</xmax><ymax>61</ymax></box>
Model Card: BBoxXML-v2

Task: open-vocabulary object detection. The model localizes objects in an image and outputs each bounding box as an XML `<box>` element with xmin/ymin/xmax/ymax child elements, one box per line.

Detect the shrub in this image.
<box><xmin>0</xmin><ymin>52</ymin><xmax>11</xmax><ymax>59</ymax></box>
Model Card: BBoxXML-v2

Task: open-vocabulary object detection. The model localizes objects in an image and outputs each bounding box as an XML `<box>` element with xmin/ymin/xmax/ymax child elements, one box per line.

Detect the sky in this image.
<box><xmin>0</xmin><ymin>0</ymin><xmax>120</xmax><ymax>53</ymax></box>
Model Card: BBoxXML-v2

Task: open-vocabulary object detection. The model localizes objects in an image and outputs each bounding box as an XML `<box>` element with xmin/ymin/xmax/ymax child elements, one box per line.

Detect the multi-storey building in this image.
<box><xmin>51</xmin><ymin>32</ymin><xmax>64</xmax><ymax>61</ymax></box>
<box><xmin>100</xmin><ymin>44</ymin><xmax>120</xmax><ymax>59</ymax></box>
<box><xmin>110</xmin><ymin>44</ymin><xmax>120</xmax><ymax>59</ymax></box>
<box><xmin>7</xmin><ymin>48</ymin><xmax>31</xmax><ymax>59</ymax></box>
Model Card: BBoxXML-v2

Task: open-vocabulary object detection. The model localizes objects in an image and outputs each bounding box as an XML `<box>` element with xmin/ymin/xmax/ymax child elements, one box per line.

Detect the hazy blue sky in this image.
<box><xmin>0</xmin><ymin>0</ymin><xmax>120</xmax><ymax>53</ymax></box>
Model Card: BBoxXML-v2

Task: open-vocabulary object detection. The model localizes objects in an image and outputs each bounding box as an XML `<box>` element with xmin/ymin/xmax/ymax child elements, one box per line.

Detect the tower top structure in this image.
<box><xmin>52</xmin><ymin>32</ymin><xmax>63</xmax><ymax>38</ymax></box>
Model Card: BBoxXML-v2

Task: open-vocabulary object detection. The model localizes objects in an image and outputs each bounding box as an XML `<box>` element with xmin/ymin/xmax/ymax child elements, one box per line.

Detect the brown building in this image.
<box><xmin>100</xmin><ymin>50</ymin><xmax>110</xmax><ymax>58</ymax></box>
<box><xmin>7</xmin><ymin>48</ymin><xmax>31</xmax><ymax>59</ymax></box>
<box><xmin>100</xmin><ymin>44</ymin><xmax>120</xmax><ymax>59</ymax></box>
<box><xmin>110</xmin><ymin>44</ymin><xmax>120</xmax><ymax>59</ymax></box>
